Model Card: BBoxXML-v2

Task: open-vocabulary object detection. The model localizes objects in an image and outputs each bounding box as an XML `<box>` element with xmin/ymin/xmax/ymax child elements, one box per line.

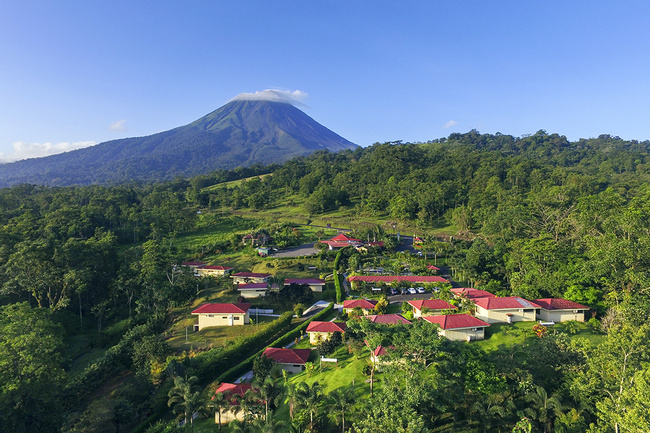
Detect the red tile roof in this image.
<box><xmin>263</xmin><ymin>348</ymin><xmax>311</xmax><ymax>365</ymax></box>
<box><xmin>214</xmin><ymin>383</ymin><xmax>253</xmax><ymax>405</ymax></box>
<box><xmin>331</xmin><ymin>233</ymin><xmax>362</xmax><ymax>242</ymax></box>
<box><xmin>348</xmin><ymin>275</ymin><xmax>448</xmax><ymax>283</ymax></box>
<box><xmin>192</xmin><ymin>303</ymin><xmax>251</xmax><ymax>314</ymax></box>
<box><xmin>408</xmin><ymin>299</ymin><xmax>457</xmax><ymax>311</ymax></box>
<box><xmin>534</xmin><ymin>298</ymin><xmax>589</xmax><ymax>310</ymax></box>
<box><xmin>231</xmin><ymin>272</ymin><xmax>272</xmax><ymax>278</ymax></box>
<box><xmin>306</xmin><ymin>321</ymin><xmax>347</xmax><ymax>333</ymax></box>
<box><xmin>423</xmin><ymin>314</ymin><xmax>490</xmax><ymax>330</ymax></box>
<box><xmin>284</xmin><ymin>278</ymin><xmax>325</xmax><ymax>285</ymax></box>
<box><xmin>451</xmin><ymin>288</ymin><xmax>496</xmax><ymax>299</ymax></box>
<box><xmin>238</xmin><ymin>283</ymin><xmax>268</xmax><ymax>290</ymax></box>
<box><xmin>200</xmin><ymin>265</ymin><xmax>234</xmax><ymax>271</ymax></box>
<box><xmin>366</xmin><ymin>313</ymin><xmax>411</xmax><ymax>325</ymax></box>
<box><xmin>473</xmin><ymin>297</ymin><xmax>541</xmax><ymax>310</ymax></box>
<box><xmin>321</xmin><ymin>240</ymin><xmax>363</xmax><ymax>248</ymax></box>
<box><xmin>427</xmin><ymin>264</ymin><xmax>440</xmax><ymax>271</ymax></box>
<box><xmin>343</xmin><ymin>299</ymin><xmax>379</xmax><ymax>310</ymax></box>
<box><xmin>367</xmin><ymin>241</ymin><xmax>385</xmax><ymax>247</ymax></box>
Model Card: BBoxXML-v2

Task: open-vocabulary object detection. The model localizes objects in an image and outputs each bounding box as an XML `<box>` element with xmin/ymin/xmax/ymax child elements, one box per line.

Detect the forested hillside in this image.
<box><xmin>2</xmin><ymin>130</ymin><xmax>650</xmax><ymax>433</ymax></box>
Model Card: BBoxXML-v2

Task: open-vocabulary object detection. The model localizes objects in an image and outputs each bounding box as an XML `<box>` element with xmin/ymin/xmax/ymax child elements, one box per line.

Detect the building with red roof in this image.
<box><xmin>343</xmin><ymin>299</ymin><xmax>379</xmax><ymax>315</ymax></box>
<box><xmin>191</xmin><ymin>303</ymin><xmax>251</xmax><ymax>329</ymax></box>
<box><xmin>284</xmin><ymin>278</ymin><xmax>326</xmax><ymax>292</ymax></box>
<box><xmin>535</xmin><ymin>298</ymin><xmax>590</xmax><ymax>322</ymax></box>
<box><xmin>319</xmin><ymin>233</ymin><xmax>363</xmax><ymax>250</ymax></box>
<box><xmin>474</xmin><ymin>297</ymin><xmax>541</xmax><ymax>324</ymax></box>
<box><xmin>262</xmin><ymin>348</ymin><xmax>312</xmax><ymax>373</ymax></box>
<box><xmin>195</xmin><ymin>265</ymin><xmax>235</xmax><ymax>277</ymax></box>
<box><xmin>306</xmin><ymin>321</ymin><xmax>346</xmax><ymax>344</ymax></box>
<box><xmin>450</xmin><ymin>288</ymin><xmax>496</xmax><ymax>300</ymax></box>
<box><xmin>213</xmin><ymin>383</ymin><xmax>256</xmax><ymax>424</ymax></box>
<box><xmin>408</xmin><ymin>299</ymin><xmax>457</xmax><ymax>318</ymax></box>
<box><xmin>237</xmin><ymin>283</ymin><xmax>269</xmax><ymax>298</ymax></box>
<box><xmin>365</xmin><ymin>313</ymin><xmax>411</xmax><ymax>325</ymax></box>
<box><xmin>423</xmin><ymin>314</ymin><xmax>490</xmax><ymax>341</ymax></box>
<box><xmin>231</xmin><ymin>272</ymin><xmax>272</xmax><ymax>284</ymax></box>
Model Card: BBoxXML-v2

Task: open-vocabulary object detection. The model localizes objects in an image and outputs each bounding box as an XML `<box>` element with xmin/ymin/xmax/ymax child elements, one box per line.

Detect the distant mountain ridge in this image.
<box><xmin>0</xmin><ymin>100</ymin><xmax>358</xmax><ymax>187</ymax></box>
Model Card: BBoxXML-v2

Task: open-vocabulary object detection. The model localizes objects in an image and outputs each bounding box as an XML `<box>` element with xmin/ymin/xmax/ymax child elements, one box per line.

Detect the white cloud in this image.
<box><xmin>443</xmin><ymin>120</ymin><xmax>458</xmax><ymax>129</ymax></box>
<box><xmin>0</xmin><ymin>141</ymin><xmax>97</xmax><ymax>163</ymax></box>
<box><xmin>230</xmin><ymin>89</ymin><xmax>308</xmax><ymax>106</ymax></box>
<box><xmin>110</xmin><ymin>119</ymin><xmax>127</xmax><ymax>131</ymax></box>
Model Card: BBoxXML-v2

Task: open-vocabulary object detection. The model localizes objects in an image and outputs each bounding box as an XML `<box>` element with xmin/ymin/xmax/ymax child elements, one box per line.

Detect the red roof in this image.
<box><xmin>284</xmin><ymin>278</ymin><xmax>325</xmax><ymax>285</ymax></box>
<box><xmin>238</xmin><ymin>283</ymin><xmax>268</xmax><ymax>290</ymax></box>
<box><xmin>232</xmin><ymin>272</ymin><xmax>272</xmax><ymax>278</ymax></box>
<box><xmin>534</xmin><ymin>298</ymin><xmax>589</xmax><ymax>310</ymax></box>
<box><xmin>451</xmin><ymin>288</ymin><xmax>496</xmax><ymax>299</ymax></box>
<box><xmin>348</xmin><ymin>275</ymin><xmax>448</xmax><ymax>283</ymax></box>
<box><xmin>366</xmin><ymin>313</ymin><xmax>411</xmax><ymax>325</ymax></box>
<box><xmin>192</xmin><ymin>303</ymin><xmax>251</xmax><ymax>314</ymax></box>
<box><xmin>426</xmin><ymin>264</ymin><xmax>440</xmax><ymax>271</ymax></box>
<box><xmin>343</xmin><ymin>299</ymin><xmax>379</xmax><ymax>310</ymax></box>
<box><xmin>331</xmin><ymin>233</ymin><xmax>362</xmax><ymax>242</ymax></box>
<box><xmin>321</xmin><ymin>240</ymin><xmax>363</xmax><ymax>248</ymax></box>
<box><xmin>367</xmin><ymin>241</ymin><xmax>385</xmax><ymax>247</ymax></box>
<box><xmin>182</xmin><ymin>261</ymin><xmax>207</xmax><ymax>267</ymax></box>
<box><xmin>263</xmin><ymin>348</ymin><xmax>311</xmax><ymax>364</ymax></box>
<box><xmin>306</xmin><ymin>321</ymin><xmax>347</xmax><ymax>333</ymax></box>
<box><xmin>214</xmin><ymin>383</ymin><xmax>253</xmax><ymax>405</ymax></box>
<box><xmin>408</xmin><ymin>299</ymin><xmax>457</xmax><ymax>311</ymax></box>
<box><xmin>473</xmin><ymin>297</ymin><xmax>541</xmax><ymax>310</ymax></box>
<box><xmin>423</xmin><ymin>314</ymin><xmax>490</xmax><ymax>330</ymax></box>
<box><xmin>200</xmin><ymin>265</ymin><xmax>234</xmax><ymax>271</ymax></box>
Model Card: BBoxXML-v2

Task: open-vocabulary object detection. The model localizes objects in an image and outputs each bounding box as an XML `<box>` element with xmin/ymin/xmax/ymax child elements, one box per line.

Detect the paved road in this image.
<box><xmin>269</xmin><ymin>242</ymin><xmax>319</xmax><ymax>258</ymax></box>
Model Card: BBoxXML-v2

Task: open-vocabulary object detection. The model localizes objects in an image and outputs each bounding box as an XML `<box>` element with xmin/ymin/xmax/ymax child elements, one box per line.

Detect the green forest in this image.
<box><xmin>2</xmin><ymin>130</ymin><xmax>650</xmax><ymax>433</ymax></box>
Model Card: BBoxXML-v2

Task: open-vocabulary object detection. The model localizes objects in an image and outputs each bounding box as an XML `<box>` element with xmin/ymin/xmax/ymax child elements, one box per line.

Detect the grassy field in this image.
<box><xmin>201</xmin><ymin>174</ymin><xmax>274</xmax><ymax>192</ymax></box>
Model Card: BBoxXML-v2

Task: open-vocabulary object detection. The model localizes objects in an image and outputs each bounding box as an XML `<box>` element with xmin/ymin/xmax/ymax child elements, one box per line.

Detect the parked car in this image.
<box><xmin>416</xmin><ymin>287</ymin><xmax>426</xmax><ymax>294</ymax></box>
<box><xmin>407</xmin><ymin>287</ymin><xmax>417</xmax><ymax>295</ymax></box>
<box><xmin>388</xmin><ymin>288</ymin><xmax>398</xmax><ymax>296</ymax></box>
<box><xmin>400</xmin><ymin>288</ymin><xmax>408</xmax><ymax>295</ymax></box>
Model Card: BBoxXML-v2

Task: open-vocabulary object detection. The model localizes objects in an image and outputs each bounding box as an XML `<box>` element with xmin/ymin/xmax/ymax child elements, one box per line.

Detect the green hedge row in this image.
<box><xmin>334</xmin><ymin>248</ymin><xmax>345</xmax><ymax>302</ymax></box>
<box><xmin>193</xmin><ymin>311</ymin><xmax>293</xmax><ymax>383</ymax></box>
<box><xmin>215</xmin><ymin>302</ymin><xmax>334</xmax><ymax>384</ymax></box>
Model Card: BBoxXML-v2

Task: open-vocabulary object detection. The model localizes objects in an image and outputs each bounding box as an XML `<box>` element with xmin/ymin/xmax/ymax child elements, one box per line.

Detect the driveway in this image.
<box><xmin>269</xmin><ymin>242</ymin><xmax>319</xmax><ymax>258</ymax></box>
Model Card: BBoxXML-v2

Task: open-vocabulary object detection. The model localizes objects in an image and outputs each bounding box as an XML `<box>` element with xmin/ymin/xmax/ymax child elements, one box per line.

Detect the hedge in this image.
<box><xmin>214</xmin><ymin>302</ymin><xmax>334</xmax><ymax>384</ymax></box>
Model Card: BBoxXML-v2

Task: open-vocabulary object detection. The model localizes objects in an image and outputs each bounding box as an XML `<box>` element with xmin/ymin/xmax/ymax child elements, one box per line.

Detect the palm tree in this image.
<box><xmin>255</xmin><ymin>377</ymin><xmax>285</xmax><ymax>421</ymax></box>
<box><xmin>295</xmin><ymin>381</ymin><xmax>324</xmax><ymax>431</ymax></box>
<box><xmin>229</xmin><ymin>419</ymin><xmax>248</xmax><ymax>433</ymax></box>
<box><xmin>328</xmin><ymin>386</ymin><xmax>356</xmax><ymax>432</ymax></box>
<box><xmin>254</xmin><ymin>416</ymin><xmax>287</xmax><ymax>433</ymax></box>
<box><xmin>206</xmin><ymin>390</ymin><xmax>229</xmax><ymax>432</ymax></box>
<box><xmin>285</xmin><ymin>382</ymin><xmax>298</xmax><ymax>421</ymax></box>
<box><xmin>524</xmin><ymin>386</ymin><xmax>564</xmax><ymax>433</ymax></box>
<box><xmin>168</xmin><ymin>376</ymin><xmax>203</xmax><ymax>429</ymax></box>
<box><xmin>469</xmin><ymin>392</ymin><xmax>511</xmax><ymax>433</ymax></box>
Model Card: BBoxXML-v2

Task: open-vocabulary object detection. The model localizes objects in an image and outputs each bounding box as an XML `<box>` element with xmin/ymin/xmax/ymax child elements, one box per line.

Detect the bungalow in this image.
<box><xmin>320</xmin><ymin>233</ymin><xmax>363</xmax><ymax>250</ymax></box>
<box><xmin>231</xmin><ymin>272</ymin><xmax>272</xmax><ymax>285</ymax></box>
<box><xmin>306</xmin><ymin>321</ymin><xmax>347</xmax><ymax>344</ymax></box>
<box><xmin>423</xmin><ymin>314</ymin><xmax>490</xmax><ymax>341</ymax></box>
<box><xmin>213</xmin><ymin>382</ymin><xmax>255</xmax><ymax>424</ymax></box>
<box><xmin>343</xmin><ymin>299</ymin><xmax>379</xmax><ymax>315</ymax></box>
<box><xmin>408</xmin><ymin>299</ymin><xmax>457</xmax><ymax>318</ymax></box>
<box><xmin>195</xmin><ymin>265</ymin><xmax>234</xmax><ymax>277</ymax></box>
<box><xmin>365</xmin><ymin>313</ymin><xmax>411</xmax><ymax>325</ymax></box>
<box><xmin>369</xmin><ymin>344</ymin><xmax>393</xmax><ymax>364</ymax></box>
<box><xmin>182</xmin><ymin>261</ymin><xmax>207</xmax><ymax>269</ymax></box>
<box><xmin>347</xmin><ymin>275</ymin><xmax>448</xmax><ymax>290</ymax></box>
<box><xmin>473</xmin><ymin>297</ymin><xmax>540</xmax><ymax>324</ymax></box>
<box><xmin>450</xmin><ymin>288</ymin><xmax>496</xmax><ymax>300</ymax></box>
<box><xmin>534</xmin><ymin>298</ymin><xmax>590</xmax><ymax>323</ymax></box>
<box><xmin>262</xmin><ymin>347</ymin><xmax>312</xmax><ymax>374</ymax></box>
<box><xmin>284</xmin><ymin>278</ymin><xmax>326</xmax><ymax>293</ymax></box>
<box><xmin>237</xmin><ymin>283</ymin><xmax>269</xmax><ymax>298</ymax></box>
<box><xmin>192</xmin><ymin>303</ymin><xmax>251</xmax><ymax>330</ymax></box>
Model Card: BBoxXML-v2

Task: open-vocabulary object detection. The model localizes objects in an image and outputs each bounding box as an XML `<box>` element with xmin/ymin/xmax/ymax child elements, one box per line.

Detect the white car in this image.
<box><xmin>407</xmin><ymin>287</ymin><xmax>417</xmax><ymax>294</ymax></box>
<box><xmin>416</xmin><ymin>287</ymin><xmax>426</xmax><ymax>294</ymax></box>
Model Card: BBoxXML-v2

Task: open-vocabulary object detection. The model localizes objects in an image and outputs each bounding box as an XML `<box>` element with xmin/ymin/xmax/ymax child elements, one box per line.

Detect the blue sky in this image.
<box><xmin>1</xmin><ymin>1</ymin><xmax>649</xmax><ymax>162</ymax></box>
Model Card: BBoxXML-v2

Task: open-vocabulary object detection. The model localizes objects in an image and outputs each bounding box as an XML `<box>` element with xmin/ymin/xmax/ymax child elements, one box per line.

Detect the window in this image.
<box><xmin>234</xmin><ymin>316</ymin><xmax>240</xmax><ymax>320</ymax></box>
<box><xmin>222</xmin><ymin>316</ymin><xmax>228</xmax><ymax>319</ymax></box>
<box><xmin>523</xmin><ymin>309</ymin><xmax>533</xmax><ymax>313</ymax></box>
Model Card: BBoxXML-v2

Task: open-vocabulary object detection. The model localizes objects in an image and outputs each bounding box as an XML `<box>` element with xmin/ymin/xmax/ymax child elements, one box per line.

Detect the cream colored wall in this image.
<box><xmin>233</xmin><ymin>276</ymin><xmax>268</xmax><ymax>284</ymax></box>
<box><xmin>196</xmin><ymin>312</ymin><xmax>249</xmax><ymax>330</ymax></box>
<box><xmin>278</xmin><ymin>363</ymin><xmax>305</xmax><ymax>374</ymax></box>
<box><xmin>239</xmin><ymin>290</ymin><xmax>267</xmax><ymax>298</ymax></box>
<box><xmin>441</xmin><ymin>327</ymin><xmax>486</xmax><ymax>341</ymax></box>
<box><xmin>216</xmin><ymin>408</ymin><xmax>244</xmax><ymax>424</ymax></box>
<box><xmin>196</xmin><ymin>268</ymin><xmax>229</xmax><ymax>277</ymax></box>
<box><xmin>538</xmin><ymin>309</ymin><xmax>586</xmax><ymax>323</ymax></box>
<box><xmin>309</xmin><ymin>331</ymin><xmax>332</xmax><ymax>344</ymax></box>
<box><xmin>475</xmin><ymin>306</ymin><xmax>537</xmax><ymax>324</ymax></box>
